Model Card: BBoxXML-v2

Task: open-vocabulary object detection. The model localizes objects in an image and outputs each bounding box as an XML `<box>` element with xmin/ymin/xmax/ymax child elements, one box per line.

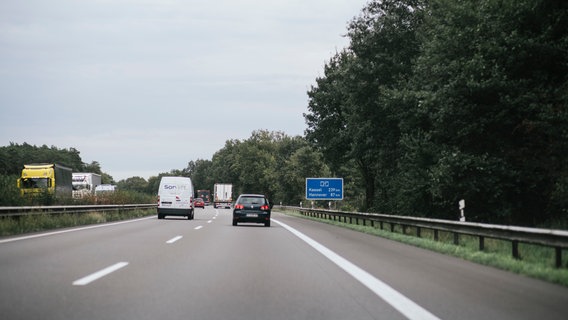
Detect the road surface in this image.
<box><xmin>1</xmin><ymin>207</ymin><xmax>567</xmax><ymax>319</ymax></box>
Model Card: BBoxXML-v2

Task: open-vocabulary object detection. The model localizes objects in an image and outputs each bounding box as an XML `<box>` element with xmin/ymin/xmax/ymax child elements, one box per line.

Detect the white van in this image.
<box><xmin>157</xmin><ymin>176</ymin><xmax>195</xmax><ymax>220</ymax></box>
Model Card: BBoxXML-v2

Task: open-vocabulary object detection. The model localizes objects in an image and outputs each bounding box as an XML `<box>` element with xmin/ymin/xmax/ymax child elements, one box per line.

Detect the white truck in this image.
<box><xmin>213</xmin><ymin>183</ymin><xmax>233</xmax><ymax>208</ymax></box>
<box><xmin>72</xmin><ymin>173</ymin><xmax>102</xmax><ymax>199</ymax></box>
<box><xmin>95</xmin><ymin>184</ymin><xmax>117</xmax><ymax>195</ymax></box>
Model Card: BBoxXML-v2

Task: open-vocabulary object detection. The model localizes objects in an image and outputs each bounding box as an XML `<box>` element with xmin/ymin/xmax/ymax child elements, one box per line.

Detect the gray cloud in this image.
<box><xmin>0</xmin><ymin>0</ymin><xmax>366</xmax><ymax>180</ymax></box>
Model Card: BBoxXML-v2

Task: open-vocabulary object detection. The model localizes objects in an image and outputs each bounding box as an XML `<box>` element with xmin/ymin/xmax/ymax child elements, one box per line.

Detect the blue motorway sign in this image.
<box><xmin>305</xmin><ymin>178</ymin><xmax>343</xmax><ymax>200</ymax></box>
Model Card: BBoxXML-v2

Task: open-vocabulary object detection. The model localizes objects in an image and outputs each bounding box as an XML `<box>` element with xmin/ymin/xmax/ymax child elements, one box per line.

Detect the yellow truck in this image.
<box><xmin>17</xmin><ymin>163</ymin><xmax>73</xmax><ymax>198</ymax></box>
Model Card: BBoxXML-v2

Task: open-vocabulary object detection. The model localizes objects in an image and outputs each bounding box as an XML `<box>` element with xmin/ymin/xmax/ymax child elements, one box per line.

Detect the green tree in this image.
<box><xmin>280</xmin><ymin>146</ymin><xmax>331</xmax><ymax>206</ymax></box>
<box><xmin>306</xmin><ymin>0</ymin><xmax>426</xmax><ymax>211</ymax></box>
<box><xmin>0</xmin><ymin>143</ymin><xmax>84</xmax><ymax>174</ymax></box>
<box><xmin>146</xmin><ymin>175</ymin><xmax>160</xmax><ymax>195</ymax></box>
<box><xmin>83</xmin><ymin>161</ymin><xmax>102</xmax><ymax>174</ymax></box>
<box><xmin>100</xmin><ymin>172</ymin><xmax>114</xmax><ymax>185</ymax></box>
<box><xmin>117</xmin><ymin>176</ymin><xmax>148</xmax><ymax>194</ymax></box>
<box><xmin>185</xmin><ymin>159</ymin><xmax>214</xmax><ymax>192</ymax></box>
<box><xmin>409</xmin><ymin>0</ymin><xmax>568</xmax><ymax>224</ymax></box>
<box><xmin>209</xmin><ymin>139</ymin><xmax>241</xmax><ymax>186</ymax></box>
<box><xmin>205</xmin><ymin>130</ymin><xmax>329</xmax><ymax>205</ymax></box>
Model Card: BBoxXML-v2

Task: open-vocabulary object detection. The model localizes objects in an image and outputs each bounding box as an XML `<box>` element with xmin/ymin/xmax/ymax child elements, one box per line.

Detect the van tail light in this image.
<box><xmin>235</xmin><ymin>204</ymin><xmax>244</xmax><ymax>210</ymax></box>
<box><xmin>157</xmin><ymin>195</ymin><xmax>160</xmax><ymax>204</ymax></box>
<box><xmin>260</xmin><ymin>205</ymin><xmax>269</xmax><ymax>210</ymax></box>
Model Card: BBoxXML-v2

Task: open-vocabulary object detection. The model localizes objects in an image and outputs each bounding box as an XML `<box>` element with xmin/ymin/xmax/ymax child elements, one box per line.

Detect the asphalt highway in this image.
<box><xmin>1</xmin><ymin>207</ymin><xmax>567</xmax><ymax>319</ymax></box>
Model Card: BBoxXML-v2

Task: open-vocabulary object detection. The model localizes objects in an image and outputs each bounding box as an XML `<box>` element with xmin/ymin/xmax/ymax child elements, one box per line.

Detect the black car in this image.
<box><xmin>232</xmin><ymin>194</ymin><xmax>271</xmax><ymax>227</ymax></box>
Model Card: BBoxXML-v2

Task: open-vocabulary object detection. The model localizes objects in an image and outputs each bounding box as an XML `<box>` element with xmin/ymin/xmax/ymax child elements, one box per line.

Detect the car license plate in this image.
<box><xmin>246</xmin><ymin>213</ymin><xmax>258</xmax><ymax>217</ymax></box>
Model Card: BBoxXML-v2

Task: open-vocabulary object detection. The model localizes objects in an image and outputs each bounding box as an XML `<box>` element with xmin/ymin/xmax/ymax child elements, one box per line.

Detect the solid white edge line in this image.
<box><xmin>73</xmin><ymin>262</ymin><xmax>129</xmax><ymax>286</ymax></box>
<box><xmin>194</xmin><ymin>226</ymin><xmax>203</xmax><ymax>230</ymax></box>
<box><xmin>0</xmin><ymin>216</ymin><xmax>155</xmax><ymax>244</ymax></box>
<box><xmin>166</xmin><ymin>235</ymin><xmax>183</xmax><ymax>244</ymax></box>
<box><xmin>272</xmin><ymin>218</ymin><xmax>440</xmax><ymax>320</ymax></box>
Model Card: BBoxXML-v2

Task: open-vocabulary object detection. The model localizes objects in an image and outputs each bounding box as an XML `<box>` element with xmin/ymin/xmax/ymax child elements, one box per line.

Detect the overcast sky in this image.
<box><xmin>0</xmin><ymin>0</ymin><xmax>368</xmax><ymax>181</ymax></box>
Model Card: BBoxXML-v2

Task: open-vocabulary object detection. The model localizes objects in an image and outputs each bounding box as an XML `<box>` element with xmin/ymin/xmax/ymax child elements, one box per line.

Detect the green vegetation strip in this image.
<box><xmin>278</xmin><ymin>208</ymin><xmax>568</xmax><ymax>288</ymax></box>
<box><xmin>0</xmin><ymin>209</ymin><xmax>156</xmax><ymax>237</ymax></box>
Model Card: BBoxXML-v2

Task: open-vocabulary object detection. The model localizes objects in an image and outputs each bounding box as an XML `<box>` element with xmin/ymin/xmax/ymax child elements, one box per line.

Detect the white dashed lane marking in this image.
<box><xmin>166</xmin><ymin>236</ymin><xmax>183</xmax><ymax>244</ymax></box>
<box><xmin>73</xmin><ymin>262</ymin><xmax>129</xmax><ymax>286</ymax></box>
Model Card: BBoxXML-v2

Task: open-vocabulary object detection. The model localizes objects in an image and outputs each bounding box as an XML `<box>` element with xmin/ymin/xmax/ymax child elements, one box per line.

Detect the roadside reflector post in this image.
<box><xmin>459</xmin><ymin>199</ymin><xmax>466</xmax><ymax>222</ymax></box>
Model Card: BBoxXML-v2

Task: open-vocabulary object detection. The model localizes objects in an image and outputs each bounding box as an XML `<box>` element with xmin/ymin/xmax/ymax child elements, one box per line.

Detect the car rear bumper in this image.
<box><xmin>232</xmin><ymin>211</ymin><xmax>271</xmax><ymax>224</ymax></box>
<box><xmin>157</xmin><ymin>208</ymin><xmax>192</xmax><ymax>216</ymax></box>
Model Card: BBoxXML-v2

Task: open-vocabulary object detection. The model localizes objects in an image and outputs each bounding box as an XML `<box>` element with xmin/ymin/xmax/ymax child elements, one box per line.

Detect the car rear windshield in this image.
<box><xmin>238</xmin><ymin>196</ymin><xmax>266</xmax><ymax>205</ymax></box>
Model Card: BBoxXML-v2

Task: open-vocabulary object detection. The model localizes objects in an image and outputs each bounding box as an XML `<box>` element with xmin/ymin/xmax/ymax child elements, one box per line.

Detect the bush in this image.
<box><xmin>0</xmin><ymin>175</ymin><xmax>25</xmax><ymax>206</ymax></box>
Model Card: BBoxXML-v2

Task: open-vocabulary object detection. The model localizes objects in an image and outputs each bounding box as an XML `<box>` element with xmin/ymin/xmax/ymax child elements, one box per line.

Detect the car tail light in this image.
<box><xmin>260</xmin><ymin>205</ymin><xmax>269</xmax><ymax>210</ymax></box>
<box><xmin>235</xmin><ymin>204</ymin><xmax>244</xmax><ymax>210</ymax></box>
<box><xmin>157</xmin><ymin>196</ymin><xmax>160</xmax><ymax>204</ymax></box>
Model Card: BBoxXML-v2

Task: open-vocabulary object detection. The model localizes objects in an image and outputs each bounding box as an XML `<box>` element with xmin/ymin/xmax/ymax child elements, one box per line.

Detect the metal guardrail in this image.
<box><xmin>0</xmin><ymin>204</ymin><xmax>157</xmax><ymax>217</ymax></box>
<box><xmin>276</xmin><ymin>206</ymin><xmax>568</xmax><ymax>268</ymax></box>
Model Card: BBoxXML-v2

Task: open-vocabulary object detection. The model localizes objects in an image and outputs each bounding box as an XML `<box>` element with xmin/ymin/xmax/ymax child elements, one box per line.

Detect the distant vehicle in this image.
<box><xmin>213</xmin><ymin>183</ymin><xmax>232</xmax><ymax>208</ymax></box>
<box><xmin>232</xmin><ymin>194</ymin><xmax>272</xmax><ymax>227</ymax></box>
<box><xmin>17</xmin><ymin>163</ymin><xmax>73</xmax><ymax>198</ymax></box>
<box><xmin>194</xmin><ymin>197</ymin><xmax>205</xmax><ymax>209</ymax></box>
<box><xmin>72</xmin><ymin>172</ymin><xmax>102</xmax><ymax>199</ymax></box>
<box><xmin>197</xmin><ymin>189</ymin><xmax>211</xmax><ymax>205</ymax></box>
<box><xmin>95</xmin><ymin>184</ymin><xmax>117</xmax><ymax>195</ymax></box>
<box><xmin>157</xmin><ymin>176</ymin><xmax>195</xmax><ymax>220</ymax></box>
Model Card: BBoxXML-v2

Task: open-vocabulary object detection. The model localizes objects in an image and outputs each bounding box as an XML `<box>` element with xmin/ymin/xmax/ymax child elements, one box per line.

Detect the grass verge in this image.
<box><xmin>0</xmin><ymin>209</ymin><xmax>156</xmax><ymax>237</ymax></box>
<box><xmin>278</xmin><ymin>208</ymin><xmax>568</xmax><ymax>287</ymax></box>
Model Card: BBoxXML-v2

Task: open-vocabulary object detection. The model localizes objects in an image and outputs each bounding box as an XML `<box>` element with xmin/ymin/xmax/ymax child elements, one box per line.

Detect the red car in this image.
<box><xmin>193</xmin><ymin>198</ymin><xmax>205</xmax><ymax>208</ymax></box>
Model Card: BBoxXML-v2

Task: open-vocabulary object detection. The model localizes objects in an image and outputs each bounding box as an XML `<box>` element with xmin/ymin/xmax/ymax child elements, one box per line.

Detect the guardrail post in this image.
<box><xmin>512</xmin><ymin>240</ymin><xmax>520</xmax><ymax>260</ymax></box>
<box><xmin>479</xmin><ymin>236</ymin><xmax>485</xmax><ymax>251</ymax></box>
<box><xmin>555</xmin><ymin>247</ymin><xmax>562</xmax><ymax>268</ymax></box>
<box><xmin>417</xmin><ymin>227</ymin><xmax>421</xmax><ymax>238</ymax></box>
<box><xmin>434</xmin><ymin>229</ymin><xmax>439</xmax><ymax>241</ymax></box>
<box><xmin>454</xmin><ymin>233</ymin><xmax>459</xmax><ymax>245</ymax></box>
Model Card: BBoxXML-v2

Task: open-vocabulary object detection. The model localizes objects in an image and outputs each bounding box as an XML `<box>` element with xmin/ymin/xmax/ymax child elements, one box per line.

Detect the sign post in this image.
<box><xmin>305</xmin><ymin>178</ymin><xmax>343</xmax><ymax>201</ymax></box>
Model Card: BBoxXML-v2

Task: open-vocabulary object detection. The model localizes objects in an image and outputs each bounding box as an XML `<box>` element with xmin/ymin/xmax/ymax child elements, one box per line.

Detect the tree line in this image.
<box><xmin>0</xmin><ymin>131</ymin><xmax>335</xmax><ymax>208</ymax></box>
<box><xmin>0</xmin><ymin>143</ymin><xmax>114</xmax><ymax>182</ymax></box>
<box><xmin>0</xmin><ymin>143</ymin><xmax>117</xmax><ymax>205</ymax></box>
<box><xmin>119</xmin><ymin>130</ymin><xmax>333</xmax><ymax>208</ymax></box>
<box><xmin>305</xmin><ymin>0</ymin><xmax>568</xmax><ymax>226</ymax></box>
